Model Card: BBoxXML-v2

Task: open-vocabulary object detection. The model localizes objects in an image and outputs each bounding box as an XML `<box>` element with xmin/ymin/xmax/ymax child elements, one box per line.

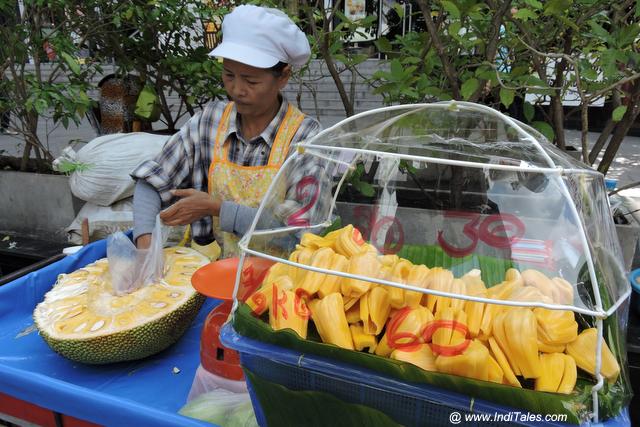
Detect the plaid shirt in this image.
<box><xmin>131</xmin><ymin>98</ymin><xmax>324</xmax><ymax>240</ymax></box>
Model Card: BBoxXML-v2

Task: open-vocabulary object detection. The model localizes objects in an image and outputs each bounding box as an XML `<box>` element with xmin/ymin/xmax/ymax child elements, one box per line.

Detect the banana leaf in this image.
<box><xmin>232</xmin><ymin>244</ymin><xmax>629</xmax><ymax>423</ymax></box>
<box><xmin>244</xmin><ymin>370</ymin><xmax>401</xmax><ymax>427</ymax></box>
<box><xmin>397</xmin><ymin>244</ymin><xmax>515</xmax><ymax>286</ymax></box>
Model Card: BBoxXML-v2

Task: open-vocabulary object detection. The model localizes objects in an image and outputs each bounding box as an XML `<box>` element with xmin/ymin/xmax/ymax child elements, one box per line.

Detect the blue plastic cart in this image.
<box><xmin>0</xmin><ymin>238</ymin><xmax>218</xmax><ymax>427</ymax></box>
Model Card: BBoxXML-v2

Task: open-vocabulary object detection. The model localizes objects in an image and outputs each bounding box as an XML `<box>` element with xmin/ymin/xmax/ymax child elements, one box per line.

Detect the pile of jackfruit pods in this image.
<box><xmin>245</xmin><ymin>225</ymin><xmax>621</xmax><ymax>394</ymax></box>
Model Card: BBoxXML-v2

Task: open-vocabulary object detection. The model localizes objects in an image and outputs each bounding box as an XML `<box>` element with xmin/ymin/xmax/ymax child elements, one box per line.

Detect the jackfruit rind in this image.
<box><xmin>34</xmin><ymin>247</ymin><xmax>208</xmax><ymax>364</ymax></box>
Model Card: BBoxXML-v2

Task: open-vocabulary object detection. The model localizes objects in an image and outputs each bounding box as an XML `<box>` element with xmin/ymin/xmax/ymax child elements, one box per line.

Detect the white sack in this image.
<box><xmin>66</xmin><ymin>198</ymin><xmax>134</xmax><ymax>245</ymax></box>
<box><xmin>53</xmin><ymin>132</ymin><xmax>169</xmax><ymax>206</ymax></box>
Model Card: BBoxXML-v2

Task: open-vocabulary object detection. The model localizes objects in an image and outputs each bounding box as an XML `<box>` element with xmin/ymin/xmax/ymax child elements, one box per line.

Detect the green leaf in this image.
<box><xmin>460</xmin><ymin>78</ymin><xmax>479</xmax><ymax>100</ymax></box>
<box><xmin>532</xmin><ymin>121</ymin><xmax>555</xmax><ymax>141</ymax></box>
<box><xmin>557</xmin><ymin>15</ymin><xmax>579</xmax><ymax>31</ymax></box>
<box><xmin>245</xmin><ymin>370</ymin><xmax>402</xmax><ymax>427</ymax></box>
<box><xmin>513</xmin><ymin>9</ymin><xmax>538</xmax><ymax>21</ymax></box>
<box><xmin>616</xmin><ymin>25</ymin><xmax>640</xmax><ymax>47</ymax></box>
<box><xmin>499</xmin><ymin>88</ymin><xmax>515</xmax><ymax>108</ymax></box>
<box><xmin>60</xmin><ymin>52</ymin><xmax>81</xmax><ymax>75</ymax></box>
<box><xmin>354</xmin><ymin>181</ymin><xmax>375</xmax><ymax>197</ymax></box>
<box><xmin>523</xmin><ymin>0</ymin><xmax>543</xmax><ymax>8</ymax></box>
<box><xmin>441</xmin><ymin>1</ymin><xmax>461</xmax><ymax>19</ymax></box>
<box><xmin>390</xmin><ymin>59</ymin><xmax>403</xmax><ymax>81</ymax></box>
<box><xmin>588</xmin><ymin>22</ymin><xmax>611</xmax><ymax>41</ymax></box>
<box><xmin>34</xmin><ymin>99</ymin><xmax>48</xmax><ymax>115</ymax></box>
<box><xmin>448</xmin><ymin>22</ymin><xmax>461</xmax><ymax>38</ymax></box>
<box><xmin>543</xmin><ymin>0</ymin><xmax>572</xmax><ymax>16</ymax></box>
<box><xmin>375</xmin><ymin>37</ymin><xmax>392</xmax><ymax>53</ymax></box>
<box><xmin>612</xmin><ymin>106</ymin><xmax>627</xmax><ymax>122</ymax></box>
<box><xmin>523</xmin><ymin>102</ymin><xmax>535</xmax><ymax>122</ymax></box>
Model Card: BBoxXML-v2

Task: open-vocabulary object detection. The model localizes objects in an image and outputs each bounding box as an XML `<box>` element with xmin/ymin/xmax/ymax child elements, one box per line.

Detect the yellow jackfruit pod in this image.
<box><xmin>538</xmin><ymin>341</ymin><xmax>566</xmax><ymax>354</ymax></box>
<box><xmin>268</xmin><ymin>280</ymin><xmax>309</xmax><ymax>339</ymax></box>
<box><xmin>521</xmin><ymin>269</ymin><xmax>555</xmax><ymax>302</ymax></box>
<box><xmin>535</xmin><ymin>353</ymin><xmax>577</xmax><ymax>394</ymax></box>
<box><xmin>300</xmin><ymin>233</ymin><xmax>334</xmax><ymax>250</ymax></box>
<box><xmin>317</xmin><ymin>253</ymin><xmax>349</xmax><ymax>298</ymax></box>
<box><xmin>478</xmin><ymin>302</ymin><xmax>505</xmax><ymax>340</ymax></box>
<box><xmin>504</xmin><ymin>268</ymin><xmax>523</xmax><ymax>287</ymax></box>
<box><xmin>509</xmin><ymin>286</ymin><xmax>554</xmax><ymax>304</ymax></box>
<box><xmin>391</xmin><ymin>343</ymin><xmax>436</xmax><ymax>372</ymax></box>
<box><xmin>334</xmin><ymin>224</ymin><xmax>368</xmax><ymax>258</ymax></box>
<box><xmin>360</xmin><ymin>286</ymin><xmax>391</xmax><ymax>335</ymax></box>
<box><xmin>487</xmin><ymin>354</ymin><xmax>504</xmax><ymax>384</ymax></box>
<box><xmin>308</xmin><ymin>293</ymin><xmax>354</xmax><ymax>350</ymax></box>
<box><xmin>288</xmin><ymin>247</ymin><xmax>315</xmax><ymax>283</ymax></box>
<box><xmin>323</xmin><ymin>227</ymin><xmax>343</xmax><ymax>242</ymax></box>
<box><xmin>350</xmin><ymin>323</ymin><xmax>377</xmax><ymax>352</ymax></box>
<box><xmin>566</xmin><ymin>328</ymin><xmax>620</xmax><ymax>383</ymax></box>
<box><xmin>448</xmin><ymin>279</ymin><xmax>467</xmax><ymax>312</ymax></box>
<box><xmin>477</xmin><ymin>276</ymin><xmax>522</xmax><ymax>339</ymax></box>
<box><xmin>424</xmin><ymin>267</ymin><xmax>454</xmax><ymax>313</ymax></box>
<box><xmin>430</xmin><ymin>308</ymin><xmax>467</xmax><ymax>350</ymax></box>
<box><xmin>345</xmin><ymin>300</ymin><xmax>361</xmax><ymax>324</ymax></box>
<box><xmin>343</xmin><ymin>296</ymin><xmax>359</xmax><ymax>311</ymax></box>
<box><xmin>435</xmin><ymin>339</ymin><xmax>490</xmax><ymax>382</ymax></box>
<box><xmin>488</xmin><ymin>337</ymin><xmax>521</xmax><ymax>387</ymax></box>
<box><xmin>503</xmin><ymin>309</ymin><xmax>541</xmax><ymax>379</ymax></box>
<box><xmin>246</xmin><ymin>276</ymin><xmax>294</xmax><ymax>315</ymax></box>
<box><xmin>379</xmin><ymin>254</ymin><xmax>400</xmax><ymax>268</ymax></box>
<box><xmin>376</xmin><ymin>305</ymin><xmax>434</xmax><ymax>357</ymax></box>
<box><xmin>404</xmin><ymin>264</ymin><xmax>430</xmax><ymax>308</ymax></box>
<box><xmin>387</xmin><ymin>259</ymin><xmax>413</xmax><ymax>308</ymax></box>
<box><xmin>534</xmin><ymin>308</ymin><xmax>577</xmax><ymax>346</ymax></box>
<box><xmin>487</xmin><ymin>278</ymin><xmax>522</xmax><ymax>300</ymax></box>
<box><xmin>299</xmin><ymin>247</ymin><xmax>335</xmax><ymax>295</ymax></box>
<box><xmin>341</xmin><ymin>252</ymin><xmax>379</xmax><ymax>299</ymax></box>
<box><xmin>557</xmin><ymin>353</ymin><xmax>577</xmax><ymax>394</ymax></box>
<box><xmin>461</xmin><ymin>270</ymin><xmax>487</xmax><ymax>338</ymax></box>
<box><xmin>491</xmin><ymin>311</ymin><xmax>521</xmax><ymax>376</ymax></box>
<box><xmin>261</xmin><ymin>263</ymin><xmax>290</xmax><ymax>287</ymax></box>
<box><xmin>551</xmin><ymin>277</ymin><xmax>574</xmax><ymax>305</ymax></box>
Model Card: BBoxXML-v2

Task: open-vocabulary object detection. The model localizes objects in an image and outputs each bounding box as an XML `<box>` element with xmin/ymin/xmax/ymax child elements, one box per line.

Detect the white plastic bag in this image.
<box><xmin>107</xmin><ymin>215</ymin><xmax>168</xmax><ymax>295</ymax></box>
<box><xmin>53</xmin><ymin>132</ymin><xmax>169</xmax><ymax>206</ymax></box>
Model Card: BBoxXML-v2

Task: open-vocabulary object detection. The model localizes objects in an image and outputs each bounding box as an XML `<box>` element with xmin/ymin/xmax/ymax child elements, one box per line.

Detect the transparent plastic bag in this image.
<box><xmin>107</xmin><ymin>215</ymin><xmax>168</xmax><ymax>295</ymax></box>
<box><xmin>187</xmin><ymin>364</ymin><xmax>248</xmax><ymax>402</ymax></box>
<box><xmin>179</xmin><ymin>388</ymin><xmax>257</xmax><ymax>427</ymax></box>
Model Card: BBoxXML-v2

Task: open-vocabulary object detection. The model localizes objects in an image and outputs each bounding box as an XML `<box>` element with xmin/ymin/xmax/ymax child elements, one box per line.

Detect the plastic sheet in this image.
<box><xmin>0</xmin><ymin>236</ymin><xmax>219</xmax><ymax>427</ymax></box>
<box><xmin>107</xmin><ymin>215</ymin><xmax>168</xmax><ymax>294</ymax></box>
<box><xmin>233</xmin><ymin>102</ymin><xmax>632</xmax><ymax>423</ymax></box>
<box><xmin>188</xmin><ymin>364</ymin><xmax>248</xmax><ymax>401</ymax></box>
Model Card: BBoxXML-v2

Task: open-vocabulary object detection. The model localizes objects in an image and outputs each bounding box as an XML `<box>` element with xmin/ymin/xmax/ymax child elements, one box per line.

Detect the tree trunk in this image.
<box><xmin>597</xmin><ymin>99</ymin><xmax>640</xmax><ymax>175</ymax></box>
<box><xmin>551</xmin><ymin>96</ymin><xmax>566</xmax><ymax>149</ymax></box>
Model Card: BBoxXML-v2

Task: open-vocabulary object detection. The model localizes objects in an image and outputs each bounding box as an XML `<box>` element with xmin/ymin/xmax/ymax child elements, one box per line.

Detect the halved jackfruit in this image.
<box><xmin>34</xmin><ymin>247</ymin><xmax>209</xmax><ymax>364</ymax></box>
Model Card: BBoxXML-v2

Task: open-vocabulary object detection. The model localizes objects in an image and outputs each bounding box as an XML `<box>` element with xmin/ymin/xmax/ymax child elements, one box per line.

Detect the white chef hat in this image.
<box><xmin>208</xmin><ymin>5</ymin><xmax>311</xmax><ymax>68</ymax></box>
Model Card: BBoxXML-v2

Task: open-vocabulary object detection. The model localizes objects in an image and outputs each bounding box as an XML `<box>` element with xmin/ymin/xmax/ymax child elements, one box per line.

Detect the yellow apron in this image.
<box><xmin>207</xmin><ymin>102</ymin><xmax>305</xmax><ymax>258</ymax></box>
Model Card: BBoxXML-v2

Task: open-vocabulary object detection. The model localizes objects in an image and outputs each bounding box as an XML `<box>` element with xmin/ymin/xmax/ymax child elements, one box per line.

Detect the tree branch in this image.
<box><xmin>415</xmin><ymin>0</ymin><xmax>461</xmax><ymax>99</ymax></box>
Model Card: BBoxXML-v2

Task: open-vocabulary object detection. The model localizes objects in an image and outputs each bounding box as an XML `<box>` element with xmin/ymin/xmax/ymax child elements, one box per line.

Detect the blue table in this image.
<box><xmin>0</xmin><ymin>238</ymin><xmax>217</xmax><ymax>427</ymax></box>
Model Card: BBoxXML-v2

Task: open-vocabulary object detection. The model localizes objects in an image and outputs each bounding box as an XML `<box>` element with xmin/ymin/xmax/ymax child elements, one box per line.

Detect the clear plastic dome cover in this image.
<box><xmin>238</xmin><ymin>102</ymin><xmax>629</xmax><ymax>315</ymax></box>
<box><xmin>232</xmin><ymin>102</ymin><xmax>632</xmax><ymax>422</ymax></box>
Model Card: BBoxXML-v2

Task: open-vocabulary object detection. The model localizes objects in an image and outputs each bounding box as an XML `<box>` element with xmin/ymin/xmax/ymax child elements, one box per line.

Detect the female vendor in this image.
<box><xmin>132</xmin><ymin>5</ymin><xmax>322</xmax><ymax>257</ymax></box>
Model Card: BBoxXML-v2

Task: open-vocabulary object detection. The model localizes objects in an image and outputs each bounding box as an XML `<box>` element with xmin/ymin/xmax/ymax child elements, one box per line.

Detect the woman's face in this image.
<box><xmin>221</xmin><ymin>59</ymin><xmax>290</xmax><ymax>117</ymax></box>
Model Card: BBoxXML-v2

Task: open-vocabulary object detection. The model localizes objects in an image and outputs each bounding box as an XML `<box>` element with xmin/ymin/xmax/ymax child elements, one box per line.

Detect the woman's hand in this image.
<box><xmin>160</xmin><ymin>189</ymin><xmax>222</xmax><ymax>226</ymax></box>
